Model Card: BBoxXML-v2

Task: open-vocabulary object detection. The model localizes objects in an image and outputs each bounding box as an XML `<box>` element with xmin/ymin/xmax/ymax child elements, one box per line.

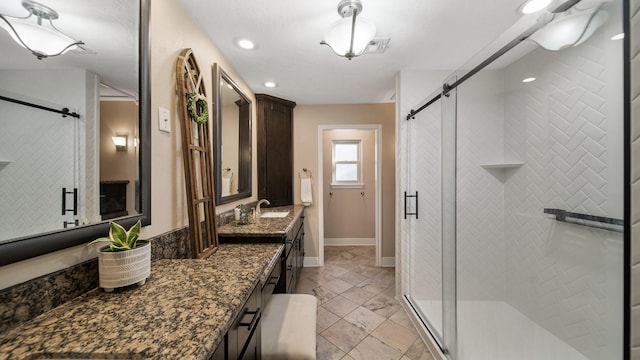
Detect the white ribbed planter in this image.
<box><xmin>98</xmin><ymin>240</ymin><xmax>151</xmax><ymax>292</ymax></box>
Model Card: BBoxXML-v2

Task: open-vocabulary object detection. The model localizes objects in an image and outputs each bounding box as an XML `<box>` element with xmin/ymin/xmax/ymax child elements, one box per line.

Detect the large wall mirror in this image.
<box><xmin>0</xmin><ymin>0</ymin><xmax>151</xmax><ymax>265</ymax></box>
<box><xmin>213</xmin><ymin>63</ymin><xmax>252</xmax><ymax>204</ymax></box>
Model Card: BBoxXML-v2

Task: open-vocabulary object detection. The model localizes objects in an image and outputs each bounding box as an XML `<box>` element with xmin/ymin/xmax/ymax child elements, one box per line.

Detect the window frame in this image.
<box><xmin>331</xmin><ymin>139</ymin><xmax>364</xmax><ymax>189</ymax></box>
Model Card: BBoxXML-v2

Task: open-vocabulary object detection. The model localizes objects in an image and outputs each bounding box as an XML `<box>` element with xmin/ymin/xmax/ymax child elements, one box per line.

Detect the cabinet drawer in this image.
<box><xmin>235</xmin><ymin>285</ymin><xmax>261</xmax><ymax>359</ymax></box>
<box><xmin>262</xmin><ymin>259</ymin><xmax>281</xmax><ymax>306</ymax></box>
<box><xmin>285</xmin><ymin>249</ymin><xmax>295</xmax><ymax>293</ymax></box>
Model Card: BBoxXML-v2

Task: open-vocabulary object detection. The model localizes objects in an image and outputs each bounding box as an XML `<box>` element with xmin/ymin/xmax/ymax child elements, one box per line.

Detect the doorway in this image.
<box><xmin>317</xmin><ymin>124</ymin><xmax>382</xmax><ymax>266</ymax></box>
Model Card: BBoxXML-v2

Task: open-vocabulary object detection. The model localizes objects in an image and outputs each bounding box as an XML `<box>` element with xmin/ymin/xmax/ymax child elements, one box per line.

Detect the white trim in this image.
<box><xmin>329</xmin><ymin>183</ymin><xmax>365</xmax><ymax>189</ymax></box>
<box><xmin>381</xmin><ymin>257</ymin><xmax>395</xmax><ymax>267</ymax></box>
<box><xmin>317</xmin><ymin>124</ymin><xmax>383</xmax><ymax>267</ymax></box>
<box><xmin>304</xmin><ymin>257</ymin><xmax>321</xmax><ymax>267</ymax></box>
<box><xmin>325</xmin><ymin>238</ymin><xmax>375</xmax><ymax>246</ymax></box>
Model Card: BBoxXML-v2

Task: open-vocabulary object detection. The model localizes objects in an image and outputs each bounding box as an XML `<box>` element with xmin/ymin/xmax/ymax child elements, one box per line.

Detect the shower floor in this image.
<box><xmin>414</xmin><ymin>300</ymin><xmax>587</xmax><ymax>360</ymax></box>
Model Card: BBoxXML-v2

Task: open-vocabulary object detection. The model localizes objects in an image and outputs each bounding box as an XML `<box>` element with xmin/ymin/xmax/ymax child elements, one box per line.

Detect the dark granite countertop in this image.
<box><xmin>217</xmin><ymin>205</ymin><xmax>305</xmax><ymax>238</ymax></box>
<box><xmin>0</xmin><ymin>243</ymin><xmax>283</xmax><ymax>360</ymax></box>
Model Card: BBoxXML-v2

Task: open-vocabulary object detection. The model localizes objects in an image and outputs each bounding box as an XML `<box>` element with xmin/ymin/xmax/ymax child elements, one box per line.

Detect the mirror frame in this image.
<box><xmin>213</xmin><ymin>63</ymin><xmax>252</xmax><ymax>205</ymax></box>
<box><xmin>0</xmin><ymin>0</ymin><xmax>152</xmax><ymax>266</ymax></box>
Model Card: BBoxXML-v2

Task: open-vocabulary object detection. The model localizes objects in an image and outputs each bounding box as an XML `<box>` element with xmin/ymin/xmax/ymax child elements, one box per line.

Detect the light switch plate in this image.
<box><xmin>158</xmin><ymin>107</ymin><xmax>170</xmax><ymax>133</ymax></box>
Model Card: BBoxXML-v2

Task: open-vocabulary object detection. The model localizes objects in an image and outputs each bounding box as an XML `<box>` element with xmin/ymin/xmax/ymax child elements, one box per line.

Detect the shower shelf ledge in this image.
<box><xmin>480</xmin><ymin>161</ymin><xmax>524</xmax><ymax>169</ymax></box>
<box><xmin>0</xmin><ymin>161</ymin><xmax>10</xmax><ymax>170</ymax></box>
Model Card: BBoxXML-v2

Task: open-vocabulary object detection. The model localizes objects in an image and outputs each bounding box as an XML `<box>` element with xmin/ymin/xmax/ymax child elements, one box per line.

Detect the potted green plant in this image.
<box><xmin>89</xmin><ymin>220</ymin><xmax>150</xmax><ymax>292</ymax></box>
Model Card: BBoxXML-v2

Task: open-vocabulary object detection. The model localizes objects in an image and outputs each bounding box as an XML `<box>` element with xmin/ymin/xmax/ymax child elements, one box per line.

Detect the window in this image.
<box><xmin>332</xmin><ymin>140</ymin><xmax>362</xmax><ymax>187</ymax></box>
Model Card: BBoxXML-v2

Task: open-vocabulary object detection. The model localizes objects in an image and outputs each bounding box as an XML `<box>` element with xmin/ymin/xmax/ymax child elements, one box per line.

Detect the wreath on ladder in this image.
<box><xmin>187</xmin><ymin>93</ymin><xmax>208</xmax><ymax>124</ymax></box>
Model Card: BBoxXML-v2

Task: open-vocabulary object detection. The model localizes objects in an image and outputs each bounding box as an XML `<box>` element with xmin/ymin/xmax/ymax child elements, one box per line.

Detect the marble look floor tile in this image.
<box><xmin>403</xmin><ymin>338</ymin><xmax>434</xmax><ymax>360</ymax></box>
<box><xmin>382</xmin><ymin>284</ymin><xmax>397</xmax><ymax>298</ymax></box>
<box><xmin>296</xmin><ymin>278</ymin><xmax>320</xmax><ymax>294</ymax></box>
<box><xmin>312</xmin><ymin>286</ymin><xmax>339</xmax><ymax>304</ymax></box>
<box><xmin>323</xmin><ymin>264</ymin><xmax>350</xmax><ymax>278</ymax></box>
<box><xmin>318</xmin><ymin>306</ymin><xmax>341</xmax><ymax>333</ymax></box>
<box><xmin>342</xmin><ymin>355</ymin><xmax>356</xmax><ymax>360</ymax></box>
<box><xmin>343</xmin><ymin>306</ymin><xmax>386</xmax><ymax>333</ymax></box>
<box><xmin>322</xmin><ymin>278</ymin><xmax>355</xmax><ymax>294</ymax></box>
<box><xmin>355</xmin><ymin>278</ymin><xmax>390</xmax><ymax>294</ymax></box>
<box><xmin>347</xmin><ymin>335</ymin><xmax>403</xmax><ymax>360</ymax></box>
<box><xmin>317</xmin><ymin>335</ymin><xmax>347</xmax><ymax>360</ymax></box>
<box><xmin>389</xmin><ymin>308</ymin><xmax>414</xmax><ymax>329</ymax></box>
<box><xmin>371</xmin><ymin>320</ymin><xmax>419</xmax><ymax>353</ymax></box>
<box><xmin>354</xmin><ymin>264</ymin><xmax>384</xmax><ymax>278</ymax></box>
<box><xmin>322</xmin><ymin>295</ymin><xmax>359</xmax><ymax>317</ymax></box>
<box><xmin>341</xmin><ymin>286</ymin><xmax>377</xmax><ymax>305</ymax></box>
<box><xmin>363</xmin><ymin>295</ymin><xmax>402</xmax><ymax>318</ymax></box>
<box><xmin>321</xmin><ymin>319</ymin><xmax>369</xmax><ymax>353</ymax></box>
<box><xmin>338</xmin><ymin>271</ymin><xmax>370</xmax><ymax>285</ymax></box>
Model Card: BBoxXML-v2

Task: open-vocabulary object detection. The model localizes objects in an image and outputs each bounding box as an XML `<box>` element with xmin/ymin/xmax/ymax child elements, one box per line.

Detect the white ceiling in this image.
<box><xmin>179</xmin><ymin>0</ymin><xmax>527</xmax><ymax>104</ymax></box>
<box><xmin>0</xmin><ymin>0</ymin><xmax>138</xmax><ymax>99</ymax></box>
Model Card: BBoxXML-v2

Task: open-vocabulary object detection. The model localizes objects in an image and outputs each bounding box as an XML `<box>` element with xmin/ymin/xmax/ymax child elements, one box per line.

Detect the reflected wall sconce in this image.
<box><xmin>320</xmin><ymin>0</ymin><xmax>376</xmax><ymax>60</ymax></box>
<box><xmin>112</xmin><ymin>135</ymin><xmax>127</xmax><ymax>152</ymax></box>
<box><xmin>0</xmin><ymin>0</ymin><xmax>84</xmax><ymax>60</ymax></box>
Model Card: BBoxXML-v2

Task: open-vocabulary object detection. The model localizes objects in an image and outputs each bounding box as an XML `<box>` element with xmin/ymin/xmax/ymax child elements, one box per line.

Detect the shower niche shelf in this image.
<box><xmin>0</xmin><ymin>160</ymin><xmax>10</xmax><ymax>170</ymax></box>
<box><xmin>480</xmin><ymin>161</ymin><xmax>524</xmax><ymax>169</ymax></box>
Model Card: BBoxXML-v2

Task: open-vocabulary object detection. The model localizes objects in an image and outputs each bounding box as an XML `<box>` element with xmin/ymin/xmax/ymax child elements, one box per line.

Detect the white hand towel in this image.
<box><xmin>221</xmin><ymin>176</ymin><xmax>231</xmax><ymax>197</ymax></box>
<box><xmin>300</xmin><ymin>178</ymin><xmax>312</xmax><ymax>207</ymax></box>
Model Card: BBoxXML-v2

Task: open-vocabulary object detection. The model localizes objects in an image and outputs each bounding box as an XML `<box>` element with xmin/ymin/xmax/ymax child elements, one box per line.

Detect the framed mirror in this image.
<box><xmin>213</xmin><ymin>63</ymin><xmax>252</xmax><ymax>204</ymax></box>
<box><xmin>0</xmin><ymin>0</ymin><xmax>151</xmax><ymax>265</ymax></box>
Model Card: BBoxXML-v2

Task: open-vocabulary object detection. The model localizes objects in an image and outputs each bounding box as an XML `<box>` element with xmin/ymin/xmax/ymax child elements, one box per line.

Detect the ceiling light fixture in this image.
<box><xmin>522</xmin><ymin>77</ymin><xmax>537</xmax><ymax>83</ymax></box>
<box><xmin>320</xmin><ymin>0</ymin><xmax>376</xmax><ymax>60</ymax></box>
<box><xmin>518</xmin><ymin>0</ymin><xmax>552</xmax><ymax>14</ymax></box>
<box><xmin>0</xmin><ymin>0</ymin><xmax>84</xmax><ymax>60</ymax></box>
<box><xmin>236</xmin><ymin>38</ymin><xmax>255</xmax><ymax>50</ymax></box>
<box><xmin>264</xmin><ymin>81</ymin><xmax>277</xmax><ymax>88</ymax></box>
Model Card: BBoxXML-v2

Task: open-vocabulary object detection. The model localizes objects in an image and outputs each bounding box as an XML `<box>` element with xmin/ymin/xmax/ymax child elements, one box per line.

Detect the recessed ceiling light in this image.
<box><xmin>236</xmin><ymin>38</ymin><xmax>256</xmax><ymax>50</ymax></box>
<box><xmin>611</xmin><ymin>33</ymin><xmax>624</xmax><ymax>40</ymax></box>
<box><xmin>264</xmin><ymin>81</ymin><xmax>277</xmax><ymax>88</ymax></box>
<box><xmin>522</xmin><ymin>77</ymin><xmax>536</xmax><ymax>83</ymax></box>
<box><xmin>518</xmin><ymin>0</ymin><xmax>551</xmax><ymax>14</ymax></box>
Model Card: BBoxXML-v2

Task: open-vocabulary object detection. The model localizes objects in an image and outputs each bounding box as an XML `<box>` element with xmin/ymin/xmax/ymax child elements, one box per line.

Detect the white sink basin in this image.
<box><xmin>260</xmin><ymin>211</ymin><xmax>290</xmax><ymax>218</ymax></box>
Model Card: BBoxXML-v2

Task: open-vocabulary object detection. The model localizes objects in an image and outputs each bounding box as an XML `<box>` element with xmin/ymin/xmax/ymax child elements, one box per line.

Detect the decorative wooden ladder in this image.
<box><xmin>176</xmin><ymin>48</ymin><xmax>218</xmax><ymax>259</ymax></box>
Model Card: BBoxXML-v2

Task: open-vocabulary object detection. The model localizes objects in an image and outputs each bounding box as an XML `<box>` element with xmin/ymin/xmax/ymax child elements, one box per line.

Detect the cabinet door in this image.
<box><xmin>263</xmin><ymin>102</ymin><xmax>292</xmax><ymax>206</ymax></box>
<box><xmin>256</xmin><ymin>95</ymin><xmax>295</xmax><ymax>207</ymax></box>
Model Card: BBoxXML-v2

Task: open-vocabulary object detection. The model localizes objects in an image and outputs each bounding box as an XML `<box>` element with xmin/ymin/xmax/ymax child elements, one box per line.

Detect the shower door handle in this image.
<box><xmin>404</xmin><ymin>191</ymin><xmax>418</xmax><ymax>219</ymax></box>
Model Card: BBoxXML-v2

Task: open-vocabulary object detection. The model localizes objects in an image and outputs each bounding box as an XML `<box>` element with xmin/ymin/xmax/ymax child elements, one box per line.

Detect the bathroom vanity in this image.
<box><xmin>0</xmin><ymin>243</ymin><xmax>283</xmax><ymax>359</ymax></box>
<box><xmin>217</xmin><ymin>205</ymin><xmax>305</xmax><ymax>294</ymax></box>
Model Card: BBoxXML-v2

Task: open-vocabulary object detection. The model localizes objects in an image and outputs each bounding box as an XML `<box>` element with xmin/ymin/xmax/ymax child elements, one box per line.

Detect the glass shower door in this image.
<box><xmin>404</xmin><ymin>87</ymin><xmax>446</xmax><ymax>350</ymax></box>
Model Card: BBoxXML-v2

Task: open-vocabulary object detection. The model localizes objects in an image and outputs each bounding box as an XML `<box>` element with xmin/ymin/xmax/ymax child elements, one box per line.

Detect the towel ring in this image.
<box><xmin>298</xmin><ymin>168</ymin><xmax>312</xmax><ymax>179</ymax></box>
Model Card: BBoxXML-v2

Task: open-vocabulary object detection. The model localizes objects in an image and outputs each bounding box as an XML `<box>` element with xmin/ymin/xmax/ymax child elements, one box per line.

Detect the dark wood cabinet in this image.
<box><xmin>211</xmin><ymin>283</ymin><xmax>261</xmax><ymax>360</ymax></box>
<box><xmin>99</xmin><ymin>180</ymin><xmax>129</xmax><ymax>220</ymax></box>
<box><xmin>256</xmin><ymin>94</ymin><xmax>296</xmax><ymax>207</ymax></box>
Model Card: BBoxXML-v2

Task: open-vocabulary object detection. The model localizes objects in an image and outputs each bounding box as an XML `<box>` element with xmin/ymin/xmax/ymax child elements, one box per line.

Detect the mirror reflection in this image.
<box><xmin>213</xmin><ymin>63</ymin><xmax>252</xmax><ymax>204</ymax></box>
<box><xmin>0</xmin><ymin>0</ymin><xmax>141</xmax><ymax>244</ymax></box>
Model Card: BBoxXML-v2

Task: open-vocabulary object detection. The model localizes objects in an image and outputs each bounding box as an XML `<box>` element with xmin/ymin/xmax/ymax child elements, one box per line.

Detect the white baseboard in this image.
<box><xmin>381</xmin><ymin>257</ymin><xmax>395</xmax><ymax>267</ymax></box>
<box><xmin>304</xmin><ymin>257</ymin><xmax>321</xmax><ymax>267</ymax></box>
<box><xmin>324</xmin><ymin>238</ymin><xmax>375</xmax><ymax>246</ymax></box>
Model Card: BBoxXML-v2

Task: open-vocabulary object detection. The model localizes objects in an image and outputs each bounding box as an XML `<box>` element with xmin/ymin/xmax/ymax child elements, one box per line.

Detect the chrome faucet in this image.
<box><xmin>255</xmin><ymin>199</ymin><xmax>270</xmax><ymax>217</ymax></box>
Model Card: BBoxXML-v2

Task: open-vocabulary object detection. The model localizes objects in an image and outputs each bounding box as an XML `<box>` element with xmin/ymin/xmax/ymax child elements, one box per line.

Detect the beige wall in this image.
<box><xmin>631</xmin><ymin>0</ymin><xmax>639</xmax><ymax>357</ymax></box>
<box><xmin>100</xmin><ymin>101</ymin><xmax>139</xmax><ymax>215</ymax></box>
<box><xmin>323</xmin><ymin>129</ymin><xmax>376</xmax><ymax>239</ymax></box>
<box><xmin>143</xmin><ymin>0</ymin><xmax>257</xmax><ymax>239</ymax></box>
<box><xmin>0</xmin><ymin>0</ymin><xmax>258</xmax><ymax>289</ymax></box>
<box><xmin>221</xmin><ymin>103</ymin><xmax>240</xmax><ymax>194</ymax></box>
<box><xmin>293</xmin><ymin>103</ymin><xmax>396</xmax><ymax>259</ymax></box>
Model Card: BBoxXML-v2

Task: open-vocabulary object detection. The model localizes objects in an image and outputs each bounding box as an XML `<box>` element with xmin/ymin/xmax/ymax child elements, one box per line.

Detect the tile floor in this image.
<box><xmin>294</xmin><ymin>246</ymin><xmax>434</xmax><ymax>360</ymax></box>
